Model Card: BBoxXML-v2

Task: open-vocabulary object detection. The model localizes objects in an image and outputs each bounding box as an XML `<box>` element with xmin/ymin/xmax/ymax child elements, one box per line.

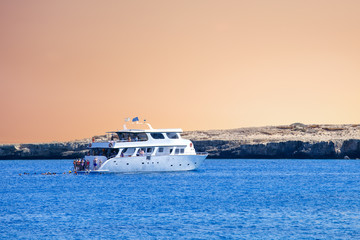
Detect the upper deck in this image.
<box><xmin>112</xmin><ymin>128</ymin><xmax>183</xmax><ymax>133</ymax></box>
<box><xmin>88</xmin><ymin>121</ymin><xmax>190</xmax><ymax>149</ymax></box>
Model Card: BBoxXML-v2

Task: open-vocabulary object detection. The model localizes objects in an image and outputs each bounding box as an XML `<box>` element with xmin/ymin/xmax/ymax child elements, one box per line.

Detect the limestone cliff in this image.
<box><xmin>1</xmin><ymin>124</ymin><xmax>359</xmax><ymax>159</ymax></box>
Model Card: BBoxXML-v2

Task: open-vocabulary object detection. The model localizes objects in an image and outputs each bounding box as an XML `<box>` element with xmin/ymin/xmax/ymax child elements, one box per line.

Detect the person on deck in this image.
<box><xmin>81</xmin><ymin>159</ymin><xmax>85</xmax><ymax>170</ymax></box>
<box><xmin>93</xmin><ymin>158</ymin><xmax>98</xmax><ymax>170</ymax></box>
<box><xmin>86</xmin><ymin>159</ymin><xmax>90</xmax><ymax>170</ymax></box>
<box><xmin>139</xmin><ymin>149</ymin><xmax>145</xmax><ymax>156</ymax></box>
<box><xmin>76</xmin><ymin>159</ymin><xmax>81</xmax><ymax>171</ymax></box>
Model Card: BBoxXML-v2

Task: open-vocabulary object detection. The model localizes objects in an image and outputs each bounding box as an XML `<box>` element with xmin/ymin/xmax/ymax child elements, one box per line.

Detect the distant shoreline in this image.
<box><xmin>1</xmin><ymin>124</ymin><xmax>359</xmax><ymax>160</ymax></box>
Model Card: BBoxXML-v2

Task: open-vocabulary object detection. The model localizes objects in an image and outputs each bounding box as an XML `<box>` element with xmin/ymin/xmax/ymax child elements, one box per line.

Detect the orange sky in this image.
<box><xmin>1</xmin><ymin>0</ymin><xmax>360</xmax><ymax>143</ymax></box>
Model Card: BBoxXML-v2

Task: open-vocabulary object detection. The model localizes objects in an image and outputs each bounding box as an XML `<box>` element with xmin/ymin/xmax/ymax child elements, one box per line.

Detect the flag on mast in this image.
<box><xmin>132</xmin><ymin>117</ymin><xmax>139</xmax><ymax>122</ymax></box>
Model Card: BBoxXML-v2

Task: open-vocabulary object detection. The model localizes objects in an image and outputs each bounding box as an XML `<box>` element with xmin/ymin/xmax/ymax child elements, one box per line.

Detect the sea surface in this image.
<box><xmin>1</xmin><ymin>159</ymin><xmax>360</xmax><ymax>239</ymax></box>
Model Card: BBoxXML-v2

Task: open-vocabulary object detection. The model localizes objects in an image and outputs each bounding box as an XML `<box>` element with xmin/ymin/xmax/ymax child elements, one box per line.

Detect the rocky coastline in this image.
<box><xmin>1</xmin><ymin>124</ymin><xmax>359</xmax><ymax>160</ymax></box>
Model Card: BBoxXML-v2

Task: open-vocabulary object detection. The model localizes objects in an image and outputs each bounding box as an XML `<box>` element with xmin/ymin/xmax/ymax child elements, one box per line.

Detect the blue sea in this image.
<box><xmin>1</xmin><ymin>159</ymin><xmax>360</xmax><ymax>239</ymax></box>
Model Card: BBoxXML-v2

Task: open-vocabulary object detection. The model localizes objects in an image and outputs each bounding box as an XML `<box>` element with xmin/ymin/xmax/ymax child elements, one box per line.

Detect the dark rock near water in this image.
<box><xmin>340</xmin><ymin>139</ymin><xmax>360</xmax><ymax>159</ymax></box>
<box><xmin>193</xmin><ymin>140</ymin><xmax>339</xmax><ymax>159</ymax></box>
<box><xmin>0</xmin><ymin>142</ymin><xmax>88</xmax><ymax>160</ymax></box>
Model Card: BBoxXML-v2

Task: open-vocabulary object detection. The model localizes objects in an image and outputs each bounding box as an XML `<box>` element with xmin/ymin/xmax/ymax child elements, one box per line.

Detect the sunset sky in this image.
<box><xmin>1</xmin><ymin>0</ymin><xmax>360</xmax><ymax>143</ymax></box>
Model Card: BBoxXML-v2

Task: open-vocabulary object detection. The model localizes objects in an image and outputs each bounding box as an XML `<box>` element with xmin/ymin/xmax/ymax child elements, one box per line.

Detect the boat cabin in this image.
<box><xmin>86</xmin><ymin>127</ymin><xmax>193</xmax><ymax>160</ymax></box>
<box><xmin>113</xmin><ymin>130</ymin><xmax>181</xmax><ymax>142</ymax></box>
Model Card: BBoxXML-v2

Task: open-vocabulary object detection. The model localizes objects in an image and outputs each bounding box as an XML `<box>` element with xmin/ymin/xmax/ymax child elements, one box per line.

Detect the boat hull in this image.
<box><xmin>82</xmin><ymin>154</ymin><xmax>207</xmax><ymax>173</ymax></box>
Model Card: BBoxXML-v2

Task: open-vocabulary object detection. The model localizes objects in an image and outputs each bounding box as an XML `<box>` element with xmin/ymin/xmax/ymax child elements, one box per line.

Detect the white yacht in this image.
<box><xmin>79</xmin><ymin>121</ymin><xmax>207</xmax><ymax>173</ymax></box>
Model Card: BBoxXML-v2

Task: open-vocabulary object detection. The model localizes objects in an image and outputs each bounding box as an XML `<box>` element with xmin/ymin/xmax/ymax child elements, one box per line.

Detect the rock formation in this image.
<box><xmin>1</xmin><ymin>124</ymin><xmax>359</xmax><ymax>159</ymax></box>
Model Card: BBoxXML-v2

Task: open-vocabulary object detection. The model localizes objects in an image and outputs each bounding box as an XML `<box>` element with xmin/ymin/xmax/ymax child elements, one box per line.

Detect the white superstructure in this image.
<box><xmin>79</xmin><ymin>122</ymin><xmax>207</xmax><ymax>173</ymax></box>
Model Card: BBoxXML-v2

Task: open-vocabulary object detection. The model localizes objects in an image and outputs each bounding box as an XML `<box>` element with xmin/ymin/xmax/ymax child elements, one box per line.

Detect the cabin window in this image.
<box><xmin>158</xmin><ymin>147</ymin><xmax>164</xmax><ymax>153</ymax></box>
<box><xmin>90</xmin><ymin>148</ymin><xmax>119</xmax><ymax>158</ymax></box>
<box><xmin>117</xmin><ymin>132</ymin><xmax>148</xmax><ymax>141</ymax></box>
<box><xmin>117</xmin><ymin>133</ymin><xmax>129</xmax><ymax>141</ymax></box>
<box><xmin>90</xmin><ymin>148</ymin><xmax>105</xmax><ymax>156</ymax></box>
<box><xmin>137</xmin><ymin>148</ymin><xmax>146</xmax><ymax>156</ymax></box>
<box><xmin>166</xmin><ymin>133</ymin><xmax>179</xmax><ymax>139</ymax></box>
<box><xmin>169</xmin><ymin>148</ymin><xmax>173</xmax><ymax>154</ymax></box>
<box><xmin>122</xmin><ymin>148</ymin><xmax>136</xmax><ymax>156</ymax></box>
<box><xmin>180</xmin><ymin>149</ymin><xmax>184</xmax><ymax>154</ymax></box>
<box><xmin>135</xmin><ymin>133</ymin><xmax>148</xmax><ymax>141</ymax></box>
<box><xmin>147</xmin><ymin>148</ymin><xmax>153</xmax><ymax>153</ymax></box>
<box><xmin>110</xmin><ymin>134</ymin><xmax>119</xmax><ymax>141</ymax></box>
<box><xmin>175</xmin><ymin>149</ymin><xmax>180</xmax><ymax>154</ymax></box>
<box><xmin>150</xmin><ymin>133</ymin><xmax>165</xmax><ymax>139</ymax></box>
<box><xmin>110</xmin><ymin>149</ymin><xmax>119</xmax><ymax>157</ymax></box>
